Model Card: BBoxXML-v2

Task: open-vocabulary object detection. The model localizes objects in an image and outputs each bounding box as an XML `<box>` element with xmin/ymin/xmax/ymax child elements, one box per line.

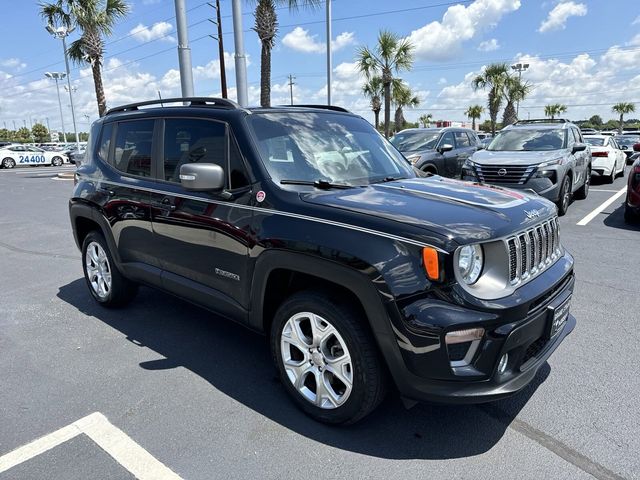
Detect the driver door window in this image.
<box><xmin>439</xmin><ymin>131</ymin><xmax>455</xmax><ymax>150</ymax></box>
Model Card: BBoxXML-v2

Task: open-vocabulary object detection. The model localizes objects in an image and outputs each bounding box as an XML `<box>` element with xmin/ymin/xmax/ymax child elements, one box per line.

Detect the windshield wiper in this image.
<box><xmin>280</xmin><ymin>179</ymin><xmax>353</xmax><ymax>189</ymax></box>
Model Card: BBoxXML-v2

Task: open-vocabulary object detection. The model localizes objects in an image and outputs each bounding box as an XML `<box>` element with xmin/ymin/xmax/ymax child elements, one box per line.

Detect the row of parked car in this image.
<box><xmin>390</xmin><ymin>119</ymin><xmax>639</xmax><ymax>220</ymax></box>
<box><xmin>0</xmin><ymin>141</ymin><xmax>87</xmax><ymax>168</ymax></box>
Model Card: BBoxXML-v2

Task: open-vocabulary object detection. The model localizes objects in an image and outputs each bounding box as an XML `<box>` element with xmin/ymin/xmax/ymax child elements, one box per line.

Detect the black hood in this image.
<box><xmin>300</xmin><ymin>176</ymin><xmax>556</xmax><ymax>245</ymax></box>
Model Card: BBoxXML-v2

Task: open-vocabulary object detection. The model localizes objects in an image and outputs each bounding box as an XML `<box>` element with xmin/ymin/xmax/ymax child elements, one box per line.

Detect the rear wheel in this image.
<box><xmin>52</xmin><ymin>156</ymin><xmax>63</xmax><ymax>167</ymax></box>
<box><xmin>82</xmin><ymin>231</ymin><xmax>138</xmax><ymax>307</ymax></box>
<box><xmin>2</xmin><ymin>157</ymin><xmax>15</xmax><ymax>169</ymax></box>
<box><xmin>624</xmin><ymin>199</ymin><xmax>639</xmax><ymax>224</ymax></box>
<box><xmin>575</xmin><ymin>169</ymin><xmax>590</xmax><ymax>200</ymax></box>
<box><xmin>271</xmin><ymin>290</ymin><xmax>387</xmax><ymax>424</ymax></box>
<box><xmin>617</xmin><ymin>161</ymin><xmax>625</xmax><ymax>178</ymax></box>
<box><xmin>556</xmin><ymin>175</ymin><xmax>572</xmax><ymax>216</ymax></box>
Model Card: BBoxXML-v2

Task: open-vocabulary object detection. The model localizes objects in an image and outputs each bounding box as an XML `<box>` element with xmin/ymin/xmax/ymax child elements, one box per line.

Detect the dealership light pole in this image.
<box><xmin>326</xmin><ymin>0</ymin><xmax>332</xmax><ymax>105</ymax></box>
<box><xmin>511</xmin><ymin>62</ymin><xmax>529</xmax><ymax>118</ymax></box>
<box><xmin>231</xmin><ymin>0</ymin><xmax>248</xmax><ymax>106</ymax></box>
<box><xmin>46</xmin><ymin>25</ymin><xmax>79</xmax><ymax>149</ymax></box>
<box><xmin>45</xmin><ymin>72</ymin><xmax>68</xmax><ymax>143</ymax></box>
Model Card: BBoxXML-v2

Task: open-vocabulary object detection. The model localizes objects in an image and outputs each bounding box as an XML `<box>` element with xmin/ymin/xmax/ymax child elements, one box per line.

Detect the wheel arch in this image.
<box><xmin>69</xmin><ymin>201</ymin><xmax>123</xmax><ymax>266</ymax></box>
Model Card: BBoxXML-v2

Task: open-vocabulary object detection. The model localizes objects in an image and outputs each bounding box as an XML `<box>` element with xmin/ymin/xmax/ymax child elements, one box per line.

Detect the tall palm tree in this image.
<box><xmin>418</xmin><ymin>113</ymin><xmax>432</xmax><ymax>128</ymax></box>
<box><xmin>471</xmin><ymin>63</ymin><xmax>509</xmax><ymax>135</ymax></box>
<box><xmin>612</xmin><ymin>102</ymin><xmax>635</xmax><ymax>134</ymax></box>
<box><xmin>41</xmin><ymin>0</ymin><xmax>130</xmax><ymax>117</ymax></box>
<box><xmin>253</xmin><ymin>0</ymin><xmax>321</xmax><ymax>107</ymax></box>
<box><xmin>544</xmin><ymin>104</ymin><xmax>567</xmax><ymax>120</ymax></box>
<box><xmin>356</xmin><ymin>30</ymin><xmax>414</xmax><ymax>138</ymax></box>
<box><xmin>502</xmin><ymin>76</ymin><xmax>531</xmax><ymax>126</ymax></box>
<box><xmin>465</xmin><ymin>105</ymin><xmax>483</xmax><ymax>130</ymax></box>
<box><xmin>362</xmin><ymin>76</ymin><xmax>383</xmax><ymax>131</ymax></box>
<box><xmin>392</xmin><ymin>82</ymin><xmax>419</xmax><ymax>133</ymax></box>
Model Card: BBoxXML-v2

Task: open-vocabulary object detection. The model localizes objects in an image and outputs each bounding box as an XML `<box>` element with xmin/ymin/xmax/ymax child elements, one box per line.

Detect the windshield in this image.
<box><xmin>615</xmin><ymin>136</ymin><xmax>639</xmax><ymax>145</ymax></box>
<box><xmin>487</xmin><ymin>128</ymin><xmax>567</xmax><ymax>151</ymax></box>
<box><xmin>389</xmin><ymin>131</ymin><xmax>440</xmax><ymax>152</ymax></box>
<box><xmin>247</xmin><ymin>112</ymin><xmax>415</xmax><ymax>186</ymax></box>
<box><xmin>584</xmin><ymin>137</ymin><xmax>605</xmax><ymax>146</ymax></box>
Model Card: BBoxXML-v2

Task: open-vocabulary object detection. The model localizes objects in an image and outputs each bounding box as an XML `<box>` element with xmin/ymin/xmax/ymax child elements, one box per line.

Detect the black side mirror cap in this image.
<box><xmin>572</xmin><ymin>143</ymin><xmax>587</xmax><ymax>153</ymax></box>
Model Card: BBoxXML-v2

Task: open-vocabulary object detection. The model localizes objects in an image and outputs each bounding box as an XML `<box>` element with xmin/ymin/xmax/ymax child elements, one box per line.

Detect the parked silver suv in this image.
<box><xmin>462</xmin><ymin>119</ymin><xmax>591</xmax><ymax>215</ymax></box>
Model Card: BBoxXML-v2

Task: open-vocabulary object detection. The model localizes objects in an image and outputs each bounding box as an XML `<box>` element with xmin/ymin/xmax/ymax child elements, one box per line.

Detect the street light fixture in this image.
<box><xmin>45</xmin><ymin>72</ymin><xmax>68</xmax><ymax>143</ymax></box>
<box><xmin>511</xmin><ymin>63</ymin><xmax>530</xmax><ymax>118</ymax></box>
<box><xmin>46</xmin><ymin>24</ymin><xmax>80</xmax><ymax>149</ymax></box>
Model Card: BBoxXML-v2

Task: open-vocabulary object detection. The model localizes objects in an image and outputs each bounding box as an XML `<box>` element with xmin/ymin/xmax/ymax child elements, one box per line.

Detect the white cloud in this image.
<box><xmin>438</xmin><ymin>77</ymin><xmax>448</xmax><ymax>85</ymax></box>
<box><xmin>538</xmin><ymin>1</ymin><xmax>587</xmax><ymax>33</ymax></box>
<box><xmin>478</xmin><ymin>38</ymin><xmax>500</xmax><ymax>52</ymax></box>
<box><xmin>406</xmin><ymin>0</ymin><xmax>520</xmax><ymax>61</ymax></box>
<box><xmin>282</xmin><ymin>27</ymin><xmax>355</xmax><ymax>54</ymax></box>
<box><xmin>129</xmin><ymin>22</ymin><xmax>174</xmax><ymax>43</ymax></box>
<box><xmin>0</xmin><ymin>58</ymin><xmax>26</xmax><ymax>70</ymax></box>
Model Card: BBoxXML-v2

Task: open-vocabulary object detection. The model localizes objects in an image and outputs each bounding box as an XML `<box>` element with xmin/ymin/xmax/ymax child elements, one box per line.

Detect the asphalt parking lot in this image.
<box><xmin>0</xmin><ymin>164</ymin><xmax>638</xmax><ymax>480</ymax></box>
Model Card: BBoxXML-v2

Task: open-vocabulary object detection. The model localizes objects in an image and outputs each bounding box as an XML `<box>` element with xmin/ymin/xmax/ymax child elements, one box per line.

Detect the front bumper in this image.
<box><xmin>382</xmin><ymin>252</ymin><xmax>575</xmax><ymax>404</ymax></box>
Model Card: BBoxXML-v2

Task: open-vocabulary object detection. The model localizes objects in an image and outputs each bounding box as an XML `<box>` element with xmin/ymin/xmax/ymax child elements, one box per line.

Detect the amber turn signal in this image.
<box><xmin>422</xmin><ymin>247</ymin><xmax>440</xmax><ymax>281</ymax></box>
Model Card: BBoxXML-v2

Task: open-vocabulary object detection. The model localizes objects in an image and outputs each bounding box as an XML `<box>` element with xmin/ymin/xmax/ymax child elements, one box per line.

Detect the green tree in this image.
<box><xmin>472</xmin><ymin>63</ymin><xmax>509</xmax><ymax>136</ymax></box>
<box><xmin>418</xmin><ymin>114</ymin><xmax>432</xmax><ymax>128</ymax></box>
<box><xmin>465</xmin><ymin>105</ymin><xmax>484</xmax><ymax>130</ymax></box>
<box><xmin>32</xmin><ymin>123</ymin><xmax>49</xmax><ymax>142</ymax></box>
<box><xmin>612</xmin><ymin>102</ymin><xmax>636</xmax><ymax>134</ymax></box>
<box><xmin>0</xmin><ymin>128</ymin><xmax>11</xmax><ymax>141</ymax></box>
<box><xmin>544</xmin><ymin>104</ymin><xmax>567</xmax><ymax>120</ymax></box>
<box><xmin>40</xmin><ymin>0</ymin><xmax>130</xmax><ymax>117</ymax></box>
<box><xmin>362</xmin><ymin>76</ymin><xmax>384</xmax><ymax>130</ymax></box>
<box><xmin>15</xmin><ymin>127</ymin><xmax>32</xmax><ymax>143</ymax></box>
<box><xmin>253</xmin><ymin>0</ymin><xmax>321</xmax><ymax>107</ymax></box>
<box><xmin>589</xmin><ymin>115</ymin><xmax>603</xmax><ymax>127</ymax></box>
<box><xmin>502</xmin><ymin>76</ymin><xmax>531</xmax><ymax>126</ymax></box>
<box><xmin>392</xmin><ymin>81</ymin><xmax>420</xmax><ymax>133</ymax></box>
<box><xmin>357</xmin><ymin>30</ymin><xmax>414</xmax><ymax>138</ymax></box>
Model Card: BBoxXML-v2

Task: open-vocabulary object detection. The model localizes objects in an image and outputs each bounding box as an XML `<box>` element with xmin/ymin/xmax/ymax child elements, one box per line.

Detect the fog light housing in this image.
<box><xmin>497</xmin><ymin>353</ymin><xmax>509</xmax><ymax>375</ymax></box>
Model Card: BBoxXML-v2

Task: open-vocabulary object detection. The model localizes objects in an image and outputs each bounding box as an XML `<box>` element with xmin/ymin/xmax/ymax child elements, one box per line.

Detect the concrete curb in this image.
<box><xmin>57</xmin><ymin>172</ymin><xmax>75</xmax><ymax>179</ymax></box>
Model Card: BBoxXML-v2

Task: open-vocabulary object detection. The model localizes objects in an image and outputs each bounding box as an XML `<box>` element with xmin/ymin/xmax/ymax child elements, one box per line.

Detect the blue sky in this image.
<box><xmin>0</xmin><ymin>0</ymin><xmax>639</xmax><ymax>132</ymax></box>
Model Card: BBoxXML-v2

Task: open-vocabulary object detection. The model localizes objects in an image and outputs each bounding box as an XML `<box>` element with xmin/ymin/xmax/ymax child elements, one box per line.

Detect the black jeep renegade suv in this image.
<box><xmin>70</xmin><ymin>98</ymin><xmax>576</xmax><ymax>424</ymax></box>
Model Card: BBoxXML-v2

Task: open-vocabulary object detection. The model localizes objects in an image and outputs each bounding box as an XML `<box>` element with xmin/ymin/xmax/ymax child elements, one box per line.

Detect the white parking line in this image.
<box><xmin>590</xmin><ymin>189</ymin><xmax>623</xmax><ymax>193</ymax></box>
<box><xmin>0</xmin><ymin>412</ymin><xmax>182</xmax><ymax>479</ymax></box>
<box><xmin>577</xmin><ymin>186</ymin><xmax>627</xmax><ymax>226</ymax></box>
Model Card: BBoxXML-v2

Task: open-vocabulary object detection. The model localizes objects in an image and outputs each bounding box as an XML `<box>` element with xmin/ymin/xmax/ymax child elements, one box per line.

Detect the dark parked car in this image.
<box><xmin>614</xmin><ymin>135</ymin><xmax>640</xmax><ymax>162</ymax></box>
<box><xmin>390</xmin><ymin>127</ymin><xmax>479</xmax><ymax>177</ymax></box>
<box><xmin>625</xmin><ymin>156</ymin><xmax>640</xmax><ymax>223</ymax></box>
<box><xmin>70</xmin><ymin>98</ymin><xmax>576</xmax><ymax>424</ymax></box>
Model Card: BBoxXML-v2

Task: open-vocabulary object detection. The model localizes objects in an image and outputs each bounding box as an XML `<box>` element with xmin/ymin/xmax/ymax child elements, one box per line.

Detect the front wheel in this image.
<box><xmin>82</xmin><ymin>231</ymin><xmax>138</xmax><ymax>307</ymax></box>
<box><xmin>271</xmin><ymin>291</ymin><xmax>387</xmax><ymax>424</ymax></box>
<box><xmin>52</xmin><ymin>156</ymin><xmax>63</xmax><ymax>167</ymax></box>
<box><xmin>575</xmin><ymin>169</ymin><xmax>590</xmax><ymax>200</ymax></box>
<box><xmin>2</xmin><ymin>157</ymin><xmax>15</xmax><ymax>169</ymax></box>
<box><xmin>556</xmin><ymin>175</ymin><xmax>572</xmax><ymax>216</ymax></box>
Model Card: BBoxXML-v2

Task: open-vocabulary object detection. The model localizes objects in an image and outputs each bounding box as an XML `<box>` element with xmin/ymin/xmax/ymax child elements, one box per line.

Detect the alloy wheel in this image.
<box><xmin>280</xmin><ymin>312</ymin><xmax>353</xmax><ymax>409</ymax></box>
<box><xmin>85</xmin><ymin>241</ymin><xmax>112</xmax><ymax>299</ymax></box>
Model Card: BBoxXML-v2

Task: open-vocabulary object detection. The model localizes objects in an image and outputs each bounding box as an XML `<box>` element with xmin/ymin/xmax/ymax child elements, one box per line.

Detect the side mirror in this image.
<box><xmin>438</xmin><ymin>143</ymin><xmax>454</xmax><ymax>153</ymax></box>
<box><xmin>179</xmin><ymin>163</ymin><xmax>225</xmax><ymax>191</ymax></box>
<box><xmin>572</xmin><ymin>143</ymin><xmax>587</xmax><ymax>154</ymax></box>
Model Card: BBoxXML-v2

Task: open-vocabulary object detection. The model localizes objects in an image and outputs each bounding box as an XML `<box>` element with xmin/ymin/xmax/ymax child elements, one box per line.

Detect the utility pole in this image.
<box><xmin>45</xmin><ymin>72</ymin><xmax>68</xmax><ymax>143</ymax></box>
<box><xmin>511</xmin><ymin>62</ymin><xmax>529</xmax><ymax>118</ymax></box>
<box><xmin>208</xmin><ymin>1</ymin><xmax>228</xmax><ymax>98</ymax></box>
<box><xmin>231</xmin><ymin>0</ymin><xmax>248</xmax><ymax>106</ymax></box>
<box><xmin>174</xmin><ymin>0</ymin><xmax>195</xmax><ymax>98</ymax></box>
<box><xmin>13</xmin><ymin>120</ymin><xmax>17</xmax><ymax>131</ymax></box>
<box><xmin>288</xmin><ymin>75</ymin><xmax>296</xmax><ymax>105</ymax></box>
<box><xmin>326</xmin><ymin>0</ymin><xmax>332</xmax><ymax>105</ymax></box>
<box><xmin>46</xmin><ymin>117</ymin><xmax>52</xmax><ymax>140</ymax></box>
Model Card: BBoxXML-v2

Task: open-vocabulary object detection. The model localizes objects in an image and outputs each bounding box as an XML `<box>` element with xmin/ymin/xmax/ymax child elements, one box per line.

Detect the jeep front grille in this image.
<box><xmin>474</xmin><ymin>165</ymin><xmax>536</xmax><ymax>185</ymax></box>
<box><xmin>506</xmin><ymin>217</ymin><xmax>561</xmax><ymax>285</ymax></box>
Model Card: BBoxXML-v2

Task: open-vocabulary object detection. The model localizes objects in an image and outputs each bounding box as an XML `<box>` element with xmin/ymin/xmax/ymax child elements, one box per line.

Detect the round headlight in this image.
<box><xmin>458</xmin><ymin>244</ymin><xmax>484</xmax><ymax>285</ymax></box>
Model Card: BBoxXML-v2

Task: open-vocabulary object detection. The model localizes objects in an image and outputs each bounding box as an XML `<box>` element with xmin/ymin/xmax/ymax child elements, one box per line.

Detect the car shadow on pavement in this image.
<box><xmin>603</xmin><ymin>202</ymin><xmax>640</xmax><ymax>232</ymax></box>
<box><xmin>58</xmin><ymin>279</ymin><xmax>550</xmax><ymax>460</ymax></box>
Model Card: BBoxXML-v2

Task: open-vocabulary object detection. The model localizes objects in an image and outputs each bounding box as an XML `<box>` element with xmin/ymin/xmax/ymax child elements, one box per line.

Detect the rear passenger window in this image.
<box><xmin>454</xmin><ymin>131</ymin><xmax>470</xmax><ymax>147</ymax></box>
<box><xmin>112</xmin><ymin>120</ymin><xmax>154</xmax><ymax>177</ymax></box>
<box><xmin>97</xmin><ymin>123</ymin><xmax>113</xmax><ymax>164</ymax></box>
<box><xmin>163</xmin><ymin>118</ymin><xmax>250</xmax><ymax>189</ymax></box>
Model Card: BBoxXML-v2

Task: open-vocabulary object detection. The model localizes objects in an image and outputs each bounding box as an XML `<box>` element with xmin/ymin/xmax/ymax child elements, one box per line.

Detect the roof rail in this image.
<box><xmin>105</xmin><ymin>97</ymin><xmax>241</xmax><ymax>115</ymax></box>
<box><xmin>284</xmin><ymin>104</ymin><xmax>351</xmax><ymax>113</ymax></box>
<box><xmin>514</xmin><ymin>118</ymin><xmax>570</xmax><ymax>125</ymax></box>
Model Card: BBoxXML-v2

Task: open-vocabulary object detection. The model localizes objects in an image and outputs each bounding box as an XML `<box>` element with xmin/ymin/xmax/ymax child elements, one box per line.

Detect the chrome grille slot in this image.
<box><xmin>474</xmin><ymin>165</ymin><xmax>536</xmax><ymax>185</ymax></box>
<box><xmin>506</xmin><ymin>217</ymin><xmax>562</xmax><ymax>286</ymax></box>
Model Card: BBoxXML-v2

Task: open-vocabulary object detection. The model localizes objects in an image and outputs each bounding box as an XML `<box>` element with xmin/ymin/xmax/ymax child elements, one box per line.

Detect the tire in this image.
<box><xmin>421</xmin><ymin>165</ymin><xmax>437</xmax><ymax>176</ymax></box>
<box><xmin>52</xmin><ymin>156</ymin><xmax>63</xmax><ymax>167</ymax></box>
<box><xmin>617</xmin><ymin>162</ymin><xmax>625</xmax><ymax>178</ymax></box>
<box><xmin>575</xmin><ymin>168</ymin><xmax>590</xmax><ymax>200</ymax></box>
<box><xmin>605</xmin><ymin>168</ymin><xmax>615</xmax><ymax>184</ymax></box>
<box><xmin>555</xmin><ymin>175</ymin><xmax>572</xmax><ymax>216</ymax></box>
<box><xmin>270</xmin><ymin>290</ymin><xmax>387</xmax><ymax>425</ymax></box>
<box><xmin>625</xmin><ymin>199</ymin><xmax>639</xmax><ymax>224</ymax></box>
<box><xmin>2</xmin><ymin>157</ymin><xmax>15</xmax><ymax>169</ymax></box>
<box><xmin>81</xmin><ymin>231</ymin><xmax>138</xmax><ymax>308</ymax></box>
